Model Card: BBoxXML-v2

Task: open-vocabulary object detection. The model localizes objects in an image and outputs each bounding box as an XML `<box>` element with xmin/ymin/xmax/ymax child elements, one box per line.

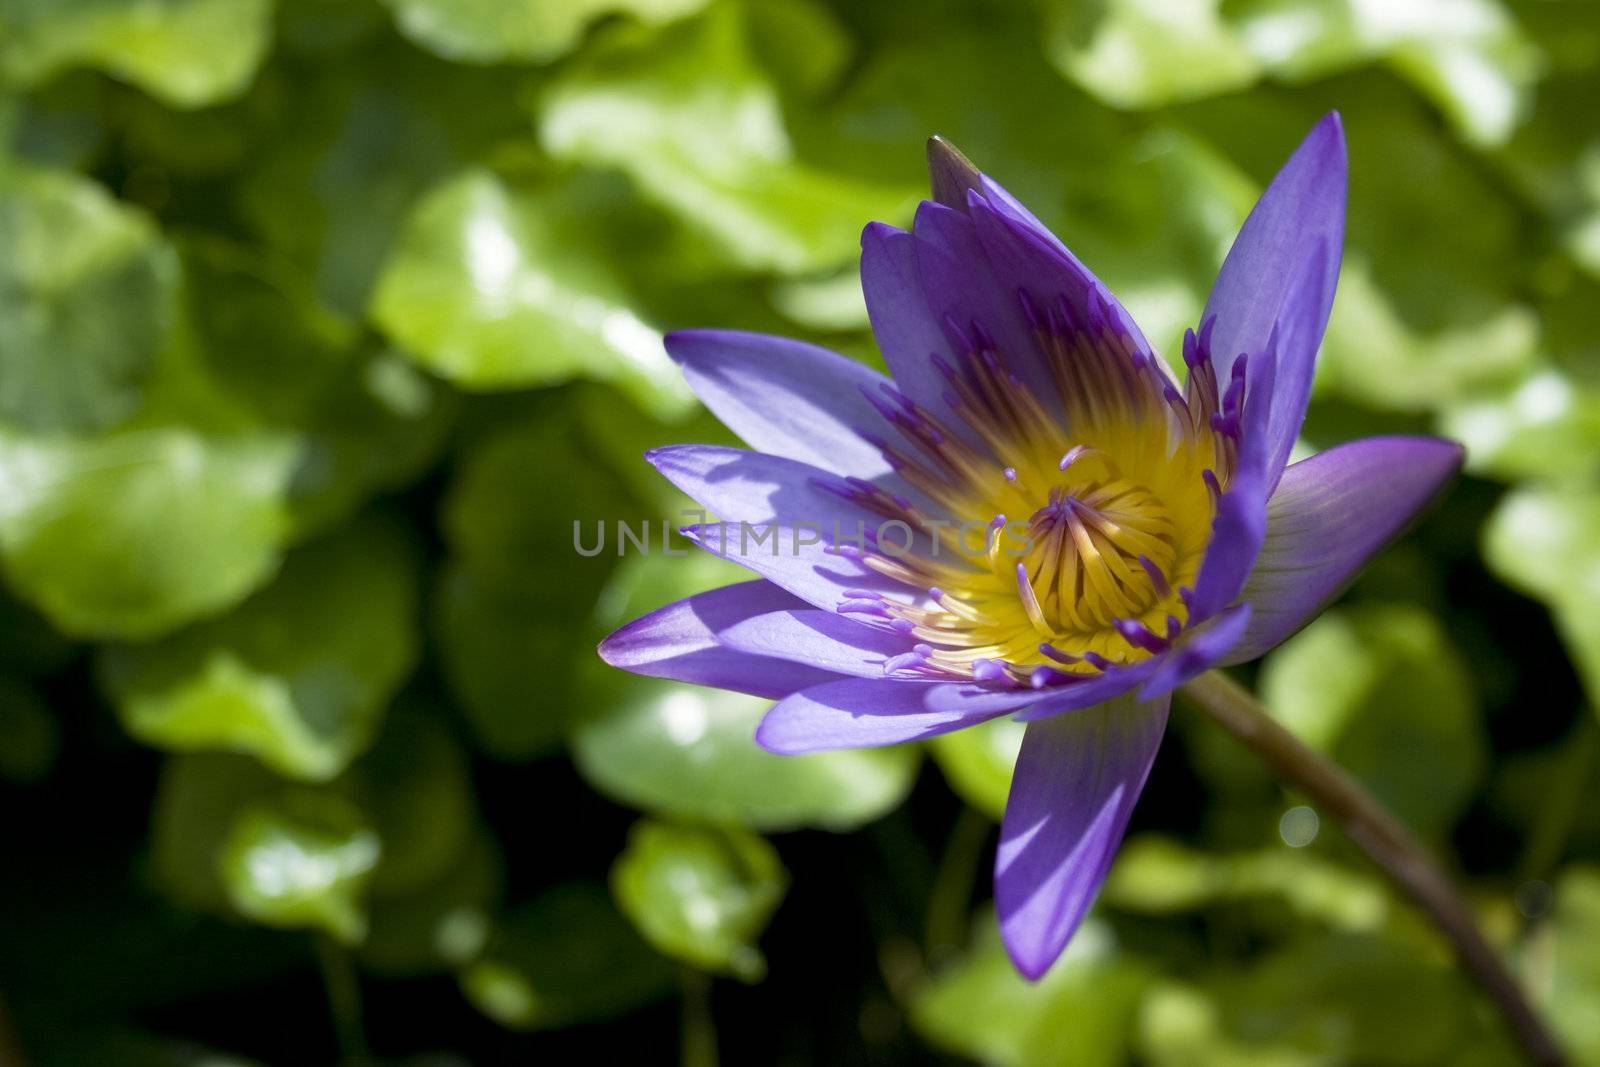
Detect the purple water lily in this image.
<box><xmin>599</xmin><ymin>113</ymin><xmax>1463</xmax><ymax>979</ymax></box>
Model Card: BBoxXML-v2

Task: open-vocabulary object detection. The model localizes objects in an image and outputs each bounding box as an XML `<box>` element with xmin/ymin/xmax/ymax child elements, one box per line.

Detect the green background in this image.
<box><xmin>1</xmin><ymin>0</ymin><xmax>1598</xmax><ymax>1063</ymax></box>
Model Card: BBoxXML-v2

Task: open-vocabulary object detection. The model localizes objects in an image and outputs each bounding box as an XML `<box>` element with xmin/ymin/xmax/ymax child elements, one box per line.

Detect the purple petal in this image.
<box><xmin>647</xmin><ymin>444</ymin><xmax>915</xmax><ymax>530</ymax></box>
<box><xmin>679</xmin><ymin>522</ymin><xmax>953</xmax><ymax>614</ymax></box>
<box><xmin>1201</xmin><ymin>112</ymin><xmax>1346</xmax><ymax>490</ymax></box>
<box><xmin>1137</xmin><ymin>602</ymin><xmax>1252</xmax><ymax>699</ymax></box>
<box><xmin>717</xmin><ymin>608</ymin><xmax>919</xmax><ymax>677</ymax></box>
<box><xmin>966</xmin><ymin>192</ymin><xmax>1160</xmax><ymax>380</ymax></box>
<box><xmin>911</xmin><ymin>200</ymin><xmax>1064</xmax><ymax>418</ymax></box>
<box><xmin>996</xmin><ymin>692</ymin><xmax>1169</xmax><ymax>979</ymax></box>
<box><xmin>1224</xmin><ymin>436</ymin><xmax>1464</xmax><ymax>665</ymax></box>
<box><xmin>756</xmin><ymin>677</ymin><xmax>1041</xmax><ymax>754</ymax></box>
<box><xmin>664</xmin><ymin>330</ymin><xmax>913</xmax><ymax>491</ymax></box>
<box><xmin>598</xmin><ymin>581</ymin><xmax>842</xmax><ymax>698</ymax></box>
<box><xmin>1188</xmin><ymin>466</ymin><xmax>1270</xmax><ymax>623</ymax></box>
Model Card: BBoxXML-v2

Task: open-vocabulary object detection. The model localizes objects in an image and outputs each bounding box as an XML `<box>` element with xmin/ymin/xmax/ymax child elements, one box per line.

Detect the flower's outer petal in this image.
<box><xmin>927</xmin><ymin>136</ymin><xmax>984</xmax><ymax>211</ymax></box>
<box><xmin>679</xmin><ymin>522</ymin><xmax>946</xmax><ymax>616</ymax></box>
<box><xmin>1012</xmin><ymin>659</ymin><xmax>1159</xmax><ymax>722</ymax></box>
<box><xmin>598</xmin><ymin>581</ymin><xmax>843</xmax><ymax>698</ymax></box>
<box><xmin>756</xmin><ymin>677</ymin><xmax>1041</xmax><ymax>754</ymax></box>
<box><xmin>996</xmin><ymin>692</ymin><xmax>1168</xmax><ymax>980</ymax></box>
<box><xmin>1202</xmin><ymin>112</ymin><xmax>1346</xmax><ymax>488</ymax></box>
<box><xmin>1223</xmin><ymin>436</ymin><xmax>1464</xmax><ymax>665</ymax></box>
<box><xmin>1137</xmin><ymin>602</ymin><xmax>1252</xmax><ymax>699</ymax></box>
<box><xmin>646</xmin><ymin>444</ymin><xmax>942</xmax><ymax>537</ymax></box>
<box><xmin>664</xmin><ymin>329</ymin><xmax>910</xmax><ymax>490</ymax></box>
<box><xmin>717</xmin><ymin>608</ymin><xmax>919</xmax><ymax>677</ymax></box>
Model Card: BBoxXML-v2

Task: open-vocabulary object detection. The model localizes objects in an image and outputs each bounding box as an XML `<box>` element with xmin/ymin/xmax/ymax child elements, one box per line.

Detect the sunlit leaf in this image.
<box><xmin>380</xmin><ymin>0</ymin><xmax>709</xmax><ymax>64</ymax></box>
<box><xmin>371</xmin><ymin>168</ymin><xmax>690</xmax><ymax>416</ymax></box>
<box><xmin>1047</xmin><ymin>0</ymin><xmax>1541</xmax><ymax>146</ymax></box>
<box><xmin>911</xmin><ymin>916</ymin><xmax>1151</xmax><ymax>1067</ymax></box>
<box><xmin>1257</xmin><ymin>605</ymin><xmax>1486</xmax><ymax>838</ymax></box>
<box><xmin>928</xmin><ymin>716</ymin><xmax>1026</xmax><ymax>821</ymax></box>
<box><xmin>98</xmin><ymin>518</ymin><xmax>419</xmax><ymax>780</ymax></box>
<box><xmin>0</xmin><ymin>426</ymin><xmax>299</xmax><ymax>640</ymax></box>
<box><xmin>611</xmin><ymin>818</ymin><xmax>785</xmax><ymax>981</ymax></box>
<box><xmin>0</xmin><ymin>166</ymin><xmax>178</xmax><ymax>433</ymax></box>
<box><xmin>1482</xmin><ymin>487</ymin><xmax>1600</xmax><ymax>711</ymax></box>
<box><xmin>0</xmin><ymin>0</ymin><xmax>276</xmax><ymax>108</ymax></box>
<box><xmin>538</xmin><ymin>5</ymin><xmax>918</xmax><ymax>275</ymax></box>
<box><xmin>459</xmin><ymin>881</ymin><xmax>673</xmax><ymax>1030</ymax></box>
<box><xmin>218</xmin><ymin>791</ymin><xmax>382</xmax><ymax>942</ymax></box>
<box><xmin>1103</xmin><ymin>836</ymin><xmax>1390</xmax><ymax>932</ymax></box>
<box><xmin>1541</xmin><ymin>867</ymin><xmax>1600</xmax><ymax>1063</ymax></box>
<box><xmin>571</xmin><ymin>673</ymin><xmax>920</xmax><ymax>832</ymax></box>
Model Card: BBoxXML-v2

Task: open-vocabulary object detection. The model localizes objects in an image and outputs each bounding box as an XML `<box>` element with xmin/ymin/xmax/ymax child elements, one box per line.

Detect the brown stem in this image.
<box><xmin>1179</xmin><ymin>670</ymin><xmax>1566</xmax><ymax>1067</ymax></box>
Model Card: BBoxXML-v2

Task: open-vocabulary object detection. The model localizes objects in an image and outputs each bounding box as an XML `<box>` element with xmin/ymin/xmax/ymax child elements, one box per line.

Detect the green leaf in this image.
<box><xmin>928</xmin><ymin>716</ymin><xmax>1026</xmax><ymax>821</ymax></box>
<box><xmin>0</xmin><ymin>426</ymin><xmax>299</xmax><ymax>640</ymax></box>
<box><xmin>380</xmin><ymin>0</ymin><xmax>709</xmax><ymax>64</ymax></box>
<box><xmin>97</xmin><ymin>518</ymin><xmax>420</xmax><ymax>780</ymax></box>
<box><xmin>1256</xmin><ymin>605</ymin><xmax>1486</xmax><ymax>838</ymax></box>
<box><xmin>1482</xmin><ymin>487</ymin><xmax>1600</xmax><ymax>711</ymax></box>
<box><xmin>538</xmin><ymin>6</ymin><xmax>918</xmax><ymax>275</ymax></box>
<box><xmin>434</xmin><ymin>413</ymin><xmax>638</xmax><ymax>758</ymax></box>
<box><xmin>459</xmin><ymin>881</ymin><xmax>674</xmax><ymax>1031</ymax></box>
<box><xmin>355</xmin><ymin>701</ymin><xmax>477</xmax><ymax>898</ymax></box>
<box><xmin>1046</xmin><ymin>0</ymin><xmax>1261</xmax><ymax>110</ymax></box>
<box><xmin>1542</xmin><ymin>867</ymin><xmax>1600</xmax><ymax>1064</ymax></box>
<box><xmin>611</xmin><ymin>818</ymin><xmax>786</xmax><ymax>981</ymax></box>
<box><xmin>1102</xmin><ymin>836</ymin><xmax>1390</xmax><ymax>933</ymax></box>
<box><xmin>218</xmin><ymin>791</ymin><xmax>382</xmax><ymax>943</ymax></box>
<box><xmin>0</xmin><ymin>0</ymin><xmax>276</xmax><ymax>108</ymax></box>
<box><xmin>0</xmin><ymin>166</ymin><xmax>179</xmax><ymax>433</ymax></box>
<box><xmin>911</xmin><ymin>916</ymin><xmax>1151</xmax><ymax>1067</ymax></box>
<box><xmin>571</xmin><ymin>673</ymin><xmax>920</xmax><ymax>832</ymax></box>
<box><xmin>1140</xmin><ymin>933</ymin><xmax>1516</xmax><ymax>1066</ymax></box>
<box><xmin>1046</xmin><ymin>0</ymin><xmax>1541</xmax><ymax>147</ymax></box>
<box><xmin>1441</xmin><ymin>367</ymin><xmax>1600</xmax><ymax>484</ymax></box>
<box><xmin>150</xmin><ymin>752</ymin><xmax>283</xmax><ymax>915</ymax></box>
<box><xmin>371</xmin><ymin>168</ymin><xmax>690</xmax><ymax>417</ymax></box>
<box><xmin>361</xmin><ymin>833</ymin><xmax>501</xmax><ymax>977</ymax></box>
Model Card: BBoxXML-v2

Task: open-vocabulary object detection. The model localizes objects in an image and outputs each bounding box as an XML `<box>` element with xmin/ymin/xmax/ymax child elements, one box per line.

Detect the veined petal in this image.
<box><xmin>756</xmin><ymin>677</ymin><xmax>1040</xmax><ymax>754</ymax></box>
<box><xmin>647</xmin><ymin>444</ymin><xmax>928</xmax><ymax>531</ymax></box>
<box><xmin>1202</xmin><ymin>112</ymin><xmax>1346</xmax><ymax>488</ymax></box>
<box><xmin>717</xmin><ymin>608</ymin><xmax>920</xmax><ymax>677</ymax></box>
<box><xmin>996</xmin><ymin>692</ymin><xmax>1168</xmax><ymax>979</ymax></box>
<box><xmin>679</xmin><ymin>522</ymin><xmax>959</xmax><ymax>616</ymax></box>
<box><xmin>598</xmin><ymin>581</ymin><xmax>843</xmax><ymax>698</ymax></box>
<box><xmin>966</xmin><ymin>191</ymin><xmax>1160</xmax><ymax>382</ymax></box>
<box><xmin>1137</xmin><ymin>602</ymin><xmax>1251</xmax><ymax>699</ymax></box>
<box><xmin>1224</xmin><ymin>436</ymin><xmax>1464</xmax><ymax>665</ymax></box>
<box><xmin>664</xmin><ymin>329</ymin><xmax>912</xmax><ymax>490</ymax></box>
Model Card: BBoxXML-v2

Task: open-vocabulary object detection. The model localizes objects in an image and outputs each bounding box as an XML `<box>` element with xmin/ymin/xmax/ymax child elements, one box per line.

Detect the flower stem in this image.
<box><xmin>1179</xmin><ymin>670</ymin><xmax>1566</xmax><ymax>1067</ymax></box>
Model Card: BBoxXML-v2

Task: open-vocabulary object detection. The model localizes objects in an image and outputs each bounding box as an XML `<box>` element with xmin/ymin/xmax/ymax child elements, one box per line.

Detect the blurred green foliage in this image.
<box><xmin>0</xmin><ymin>0</ymin><xmax>1598</xmax><ymax>1063</ymax></box>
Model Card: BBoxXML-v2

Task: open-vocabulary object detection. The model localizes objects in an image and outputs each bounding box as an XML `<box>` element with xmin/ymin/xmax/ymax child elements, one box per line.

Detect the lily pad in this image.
<box><xmin>0</xmin><ymin>166</ymin><xmax>179</xmax><ymax>433</ymax></box>
<box><xmin>0</xmin><ymin>426</ymin><xmax>299</xmax><ymax>640</ymax></box>
<box><xmin>611</xmin><ymin>818</ymin><xmax>786</xmax><ymax>981</ymax></box>
<box><xmin>97</xmin><ymin>518</ymin><xmax>420</xmax><ymax>780</ymax></box>
<box><xmin>371</xmin><ymin>169</ymin><xmax>690</xmax><ymax>417</ymax></box>
<box><xmin>0</xmin><ymin>0</ymin><xmax>276</xmax><ymax>108</ymax></box>
<box><xmin>570</xmin><ymin>672</ymin><xmax>920</xmax><ymax>832</ymax></box>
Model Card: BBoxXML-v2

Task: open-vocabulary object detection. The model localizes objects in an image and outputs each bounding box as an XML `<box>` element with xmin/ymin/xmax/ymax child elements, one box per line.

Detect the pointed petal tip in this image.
<box><xmin>926</xmin><ymin>134</ymin><xmax>984</xmax><ymax>211</ymax></box>
<box><xmin>1000</xmin><ymin>925</ymin><xmax>1058</xmax><ymax>982</ymax></box>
